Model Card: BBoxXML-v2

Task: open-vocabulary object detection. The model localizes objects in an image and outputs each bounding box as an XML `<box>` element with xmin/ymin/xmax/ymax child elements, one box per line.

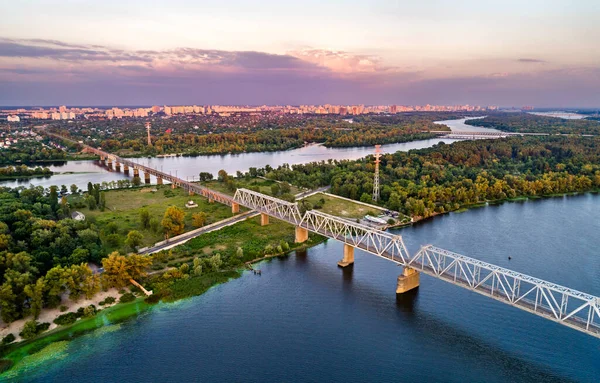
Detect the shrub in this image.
<box><xmin>144</xmin><ymin>293</ymin><xmax>161</xmax><ymax>304</ymax></box>
<box><xmin>1</xmin><ymin>334</ymin><xmax>15</xmax><ymax>345</ymax></box>
<box><xmin>54</xmin><ymin>312</ymin><xmax>78</xmax><ymax>326</ymax></box>
<box><xmin>59</xmin><ymin>305</ymin><xmax>68</xmax><ymax>312</ymax></box>
<box><xmin>83</xmin><ymin>305</ymin><xmax>97</xmax><ymax>318</ymax></box>
<box><xmin>120</xmin><ymin>293</ymin><xmax>136</xmax><ymax>303</ymax></box>
<box><xmin>20</xmin><ymin>320</ymin><xmax>39</xmax><ymax>339</ymax></box>
<box><xmin>387</xmin><ymin>218</ymin><xmax>396</xmax><ymax>225</ymax></box>
<box><xmin>99</xmin><ymin>296</ymin><xmax>116</xmax><ymax>306</ymax></box>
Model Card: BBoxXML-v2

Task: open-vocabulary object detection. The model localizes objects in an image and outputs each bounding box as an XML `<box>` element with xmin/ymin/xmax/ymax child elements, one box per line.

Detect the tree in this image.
<box><xmin>208</xmin><ymin>254</ymin><xmax>222</xmax><ymax>271</ymax></box>
<box><xmin>125</xmin><ymin>230</ymin><xmax>143</xmax><ymax>251</ymax></box>
<box><xmin>192</xmin><ymin>212</ymin><xmax>207</xmax><ymax>228</ymax></box>
<box><xmin>24</xmin><ymin>278</ymin><xmax>45</xmax><ymax>319</ymax></box>
<box><xmin>86</xmin><ymin>195</ymin><xmax>97</xmax><ymax>210</ymax></box>
<box><xmin>199</xmin><ymin>172</ymin><xmax>213</xmax><ymax>182</ymax></box>
<box><xmin>101</xmin><ymin>252</ymin><xmax>152</xmax><ymax>288</ymax></box>
<box><xmin>99</xmin><ymin>192</ymin><xmax>106</xmax><ymax>211</ymax></box>
<box><xmin>193</xmin><ymin>257</ymin><xmax>202</xmax><ymax>276</ymax></box>
<box><xmin>20</xmin><ymin>320</ymin><xmax>39</xmax><ymax>339</ymax></box>
<box><xmin>217</xmin><ymin>169</ymin><xmax>228</xmax><ymax>182</ymax></box>
<box><xmin>0</xmin><ymin>283</ymin><xmax>18</xmax><ymax>323</ymax></box>
<box><xmin>132</xmin><ymin>176</ymin><xmax>142</xmax><ymax>186</ymax></box>
<box><xmin>161</xmin><ymin>206</ymin><xmax>185</xmax><ymax>238</ymax></box>
<box><xmin>70</xmin><ymin>184</ymin><xmax>78</xmax><ymax>194</ymax></box>
<box><xmin>139</xmin><ymin>208</ymin><xmax>151</xmax><ymax>229</ymax></box>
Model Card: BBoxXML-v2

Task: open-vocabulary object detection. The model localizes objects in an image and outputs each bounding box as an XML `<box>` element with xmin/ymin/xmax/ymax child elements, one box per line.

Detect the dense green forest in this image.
<box><xmin>255</xmin><ymin>136</ymin><xmax>600</xmax><ymax>218</ymax></box>
<box><xmin>0</xmin><ymin>185</ymin><xmax>107</xmax><ymax>324</ymax></box>
<box><xmin>465</xmin><ymin>113</ymin><xmax>600</xmax><ymax>135</ymax></box>
<box><xmin>0</xmin><ymin>140</ymin><xmax>67</xmax><ymax>165</ymax></box>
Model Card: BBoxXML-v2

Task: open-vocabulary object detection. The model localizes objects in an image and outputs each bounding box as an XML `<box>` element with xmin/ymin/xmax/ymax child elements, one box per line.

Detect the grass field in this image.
<box><xmin>68</xmin><ymin>186</ymin><xmax>233</xmax><ymax>251</ymax></box>
<box><xmin>302</xmin><ymin>193</ymin><xmax>384</xmax><ymax>219</ymax></box>
<box><xmin>201</xmin><ymin>177</ymin><xmax>302</xmax><ymax>197</ymax></box>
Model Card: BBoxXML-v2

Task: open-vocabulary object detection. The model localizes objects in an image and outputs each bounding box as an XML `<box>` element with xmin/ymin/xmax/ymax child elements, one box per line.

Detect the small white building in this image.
<box><xmin>7</xmin><ymin>115</ymin><xmax>20</xmax><ymax>122</ymax></box>
<box><xmin>71</xmin><ymin>211</ymin><xmax>86</xmax><ymax>221</ymax></box>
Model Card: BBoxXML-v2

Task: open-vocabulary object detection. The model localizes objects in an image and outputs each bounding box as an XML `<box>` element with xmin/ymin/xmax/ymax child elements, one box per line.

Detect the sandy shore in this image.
<box><xmin>0</xmin><ymin>288</ymin><xmax>120</xmax><ymax>342</ymax></box>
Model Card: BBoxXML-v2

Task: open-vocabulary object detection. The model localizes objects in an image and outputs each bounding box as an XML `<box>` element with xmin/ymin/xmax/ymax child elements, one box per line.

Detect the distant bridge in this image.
<box><xmin>429</xmin><ymin>130</ymin><xmax>549</xmax><ymax>139</ymax></box>
<box><xmin>46</xmin><ymin>131</ymin><xmax>600</xmax><ymax>340</ymax></box>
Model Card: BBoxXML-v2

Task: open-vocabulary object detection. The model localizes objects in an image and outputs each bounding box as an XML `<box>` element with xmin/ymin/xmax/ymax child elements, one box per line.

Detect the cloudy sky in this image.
<box><xmin>1</xmin><ymin>0</ymin><xmax>599</xmax><ymax>107</ymax></box>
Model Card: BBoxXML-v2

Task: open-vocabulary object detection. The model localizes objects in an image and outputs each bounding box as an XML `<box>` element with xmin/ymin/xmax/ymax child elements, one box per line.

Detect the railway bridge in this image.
<box><xmin>47</xmin><ymin>132</ymin><xmax>600</xmax><ymax>340</ymax></box>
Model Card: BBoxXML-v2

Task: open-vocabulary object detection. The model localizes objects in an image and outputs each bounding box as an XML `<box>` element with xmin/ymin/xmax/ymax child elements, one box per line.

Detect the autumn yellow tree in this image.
<box><xmin>101</xmin><ymin>252</ymin><xmax>152</xmax><ymax>288</ymax></box>
<box><xmin>192</xmin><ymin>212</ymin><xmax>207</xmax><ymax>228</ymax></box>
<box><xmin>161</xmin><ymin>206</ymin><xmax>185</xmax><ymax>238</ymax></box>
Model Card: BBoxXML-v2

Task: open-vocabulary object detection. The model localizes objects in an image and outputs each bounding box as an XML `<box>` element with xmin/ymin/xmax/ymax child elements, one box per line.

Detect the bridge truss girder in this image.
<box><xmin>409</xmin><ymin>245</ymin><xmax>600</xmax><ymax>338</ymax></box>
<box><xmin>233</xmin><ymin>188</ymin><xmax>302</xmax><ymax>224</ymax></box>
<box><xmin>299</xmin><ymin>210</ymin><xmax>410</xmax><ymax>263</ymax></box>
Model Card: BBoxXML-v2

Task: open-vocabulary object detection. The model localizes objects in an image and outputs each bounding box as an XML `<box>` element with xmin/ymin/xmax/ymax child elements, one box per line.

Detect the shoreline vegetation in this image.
<box><xmin>0</xmin><ymin>165</ymin><xmax>53</xmax><ymax>180</ymax></box>
<box><xmin>1</xmin><ymin>186</ymin><xmax>597</xmax><ymax>375</ymax></box>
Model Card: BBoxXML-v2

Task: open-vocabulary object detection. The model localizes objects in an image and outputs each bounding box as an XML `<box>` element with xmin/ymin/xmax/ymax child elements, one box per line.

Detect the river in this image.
<box><xmin>1</xmin><ymin>115</ymin><xmax>493</xmax><ymax>190</ymax></box>
<box><xmin>14</xmin><ymin>193</ymin><xmax>600</xmax><ymax>382</ymax></box>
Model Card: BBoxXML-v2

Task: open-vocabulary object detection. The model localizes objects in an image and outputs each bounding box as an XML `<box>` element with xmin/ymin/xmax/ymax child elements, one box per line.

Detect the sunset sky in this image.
<box><xmin>1</xmin><ymin>0</ymin><xmax>599</xmax><ymax>106</ymax></box>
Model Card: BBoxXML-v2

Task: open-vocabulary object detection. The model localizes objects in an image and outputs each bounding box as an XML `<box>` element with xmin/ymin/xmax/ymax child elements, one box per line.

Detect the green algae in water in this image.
<box><xmin>0</xmin><ymin>341</ymin><xmax>69</xmax><ymax>381</ymax></box>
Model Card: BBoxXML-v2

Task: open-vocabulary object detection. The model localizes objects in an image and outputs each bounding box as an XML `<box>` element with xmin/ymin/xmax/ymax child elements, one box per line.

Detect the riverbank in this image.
<box><xmin>0</xmin><ymin>213</ymin><xmax>327</xmax><ymax>376</ymax></box>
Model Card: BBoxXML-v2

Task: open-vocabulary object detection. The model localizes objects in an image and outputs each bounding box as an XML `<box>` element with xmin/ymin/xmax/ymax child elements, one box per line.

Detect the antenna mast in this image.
<box><xmin>146</xmin><ymin>122</ymin><xmax>152</xmax><ymax>146</ymax></box>
<box><xmin>372</xmin><ymin>145</ymin><xmax>381</xmax><ymax>202</ymax></box>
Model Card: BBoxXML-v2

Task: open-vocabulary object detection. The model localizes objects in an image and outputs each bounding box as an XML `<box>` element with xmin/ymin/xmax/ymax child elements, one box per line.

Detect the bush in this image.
<box><xmin>54</xmin><ymin>312</ymin><xmax>78</xmax><ymax>326</ymax></box>
<box><xmin>387</xmin><ymin>218</ymin><xmax>396</xmax><ymax>225</ymax></box>
<box><xmin>59</xmin><ymin>305</ymin><xmax>68</xmax><ymax>312</ymax></box>
<box><xmin>99</xmin><ymin>296</ymin><xmax>116</xmax><ymax>306</ymax></box>
<box><xmin>144</xmin><ymin>293</ymin><xmax>161</xmax><ymax>304</ymax></box>
<box><xmin>83</xmin><ymin>305</ymin><xmax>97</xmax><ymax>318</ymax></box>
<box><xmin>120</xmin><ymin>292</ymin><xmax>136</xmax><ymax>303</ymax></box>
<box><xmin>20</xmin><ymin>320</ymin><xmax>40</xmax><ymax>340</ymax></box>
<box><xmin>1</xmin><ymin>334</ymin><xmax>15</xmax><ymax>345</ymax></box>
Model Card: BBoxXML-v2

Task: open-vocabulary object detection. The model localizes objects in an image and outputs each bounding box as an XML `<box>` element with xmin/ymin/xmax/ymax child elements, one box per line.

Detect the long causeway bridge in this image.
<box><xmin>47</xmin><ymin>132</ymin><xmax>600</xmax><ymax>340</ymax></box>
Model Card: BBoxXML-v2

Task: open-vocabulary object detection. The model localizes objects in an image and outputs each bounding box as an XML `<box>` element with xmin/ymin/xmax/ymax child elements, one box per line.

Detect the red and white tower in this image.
<box><xmin>372</xmin><ymin>145</ymin><xmax>381</xmax><ymax>202</ymax></box>
<box><xmin>146</xmin><ymin>122</ymin><xmax>152</xmax><ymax>146</ymax></box>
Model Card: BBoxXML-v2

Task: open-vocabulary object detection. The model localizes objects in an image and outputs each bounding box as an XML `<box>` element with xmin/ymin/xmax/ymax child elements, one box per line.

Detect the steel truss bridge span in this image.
<box><xmin>44</xmin><ymin>132</ymin><xmax>600</xmax><ymax>339</ymax></box>
<box><xmin>411</xmin><ymin>246</ymin><xmax>600</xmax><ymax>338</ymax></box>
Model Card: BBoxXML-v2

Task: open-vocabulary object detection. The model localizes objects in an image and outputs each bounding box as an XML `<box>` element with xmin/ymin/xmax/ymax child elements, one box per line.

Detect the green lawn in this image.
<box><xmin>68</xmin><ymin>186</ymin><xmax>233</xmax><ymax>251</ymax></box>
<box><xmin>302</xmin><ymin>193</ymin><xmax>385</xmax><ymax>219</ymax></box>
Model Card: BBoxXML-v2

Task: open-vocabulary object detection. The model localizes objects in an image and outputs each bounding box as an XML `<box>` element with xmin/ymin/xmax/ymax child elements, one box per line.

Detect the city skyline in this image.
<box><xmin>1</xmin><ymin>0</ymin><xmax>599</xmax><ymax>107</ymax></box>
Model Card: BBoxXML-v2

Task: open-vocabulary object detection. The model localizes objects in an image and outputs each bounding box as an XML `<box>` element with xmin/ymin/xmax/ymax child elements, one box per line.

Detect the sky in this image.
<box><xmin>0</xmin><ymin>0</ymin><xmax>599</xmax><ymax>107</ymax></box>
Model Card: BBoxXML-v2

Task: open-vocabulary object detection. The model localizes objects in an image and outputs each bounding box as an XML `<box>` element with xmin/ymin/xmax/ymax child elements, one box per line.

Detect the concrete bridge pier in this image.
<box><xmin>157</xmin><ymin>177</ymin><xmax>163</xmax><ymax>185</ymax></box>
<box><xmin>144</xmin><ymin>172</ymin><xmax>151</xmax><ymax>184</ymax></box>
<box><xmin>171</xmin><ymin>182</ymin><xmax>177</xmax><ymax>189</ymax></box>
<box><xmin>115</xmin><ymin>162</ymin><xmax>121</xmax><ymax>172</ymax></box>
<box><xmin>260</xmin><ymin>213</ymin><xmax>269</xmax><ymax>226</ymax></box>
<box><xmin>123</xmin><ymin>164</ymin><xmax>129</xmax><ymax>175</ymax></box>
<box><xmin>337</xmin><ymin>244</ymin><xmax>354</xmax><ymax>267</ymax></box>
<box><xmin>189</xmin><ymin>190</ymin><xmax>195</xmax><ymax>196</ymax></box>
<box><xmin>396</xmin><ymin>267</ymin><xmax>420</xmax><ymax>294</ymax></box>
<box><xmin>295</xmin><ymin>227</ymin><xmax>308</xmax><ymax>243</ymax></box>
<box><xmin>133</xmin><ymin>168</ymin><xmax>140</xmax><ymax>178</ymax></box>
<box><xmin>231</xmin><ymin>202</ymin><xmax>239</xmax><ymax>214</ymax></box>
<box><xmin>100</xmin><ymin>156</ymin><xmax>106</xmax><ymax>165</ymax></box>
<box><xmin>107</xmin><ymin>159</ymin><xmax>113</xmax><ymax>170</ymax></box>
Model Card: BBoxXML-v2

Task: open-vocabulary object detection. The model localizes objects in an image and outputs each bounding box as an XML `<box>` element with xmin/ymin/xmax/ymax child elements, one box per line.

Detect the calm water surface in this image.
<box><xmin>18</xmin><ymin>194</ymin><xmax>600</xmax><ymax>382</ymax></box>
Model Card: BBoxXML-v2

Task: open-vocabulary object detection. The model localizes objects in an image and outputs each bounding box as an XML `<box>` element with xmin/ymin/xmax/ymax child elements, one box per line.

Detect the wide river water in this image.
<box><xmin>15</xmin><ymin>193</ymin><xmax>600</xmax><ymax>382</ymax></box>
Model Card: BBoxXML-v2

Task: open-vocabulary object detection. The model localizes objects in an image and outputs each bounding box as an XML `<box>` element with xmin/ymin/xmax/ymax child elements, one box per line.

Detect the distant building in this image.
<box><xmin>71</xmin><ymin>211</ymin><xmax>86</xmax><ymax>221</ymax></box>
<box><xmin>7</xmin><ymin>115</ymin><xmax>20</xmax><ymax>122</ymax></box>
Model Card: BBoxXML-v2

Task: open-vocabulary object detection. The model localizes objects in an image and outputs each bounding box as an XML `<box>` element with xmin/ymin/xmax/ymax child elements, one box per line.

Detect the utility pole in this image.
<box><xmin>372</xmin><ymin>145</ymin><xmax>381</xmax><ymax>202</ymax></box>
